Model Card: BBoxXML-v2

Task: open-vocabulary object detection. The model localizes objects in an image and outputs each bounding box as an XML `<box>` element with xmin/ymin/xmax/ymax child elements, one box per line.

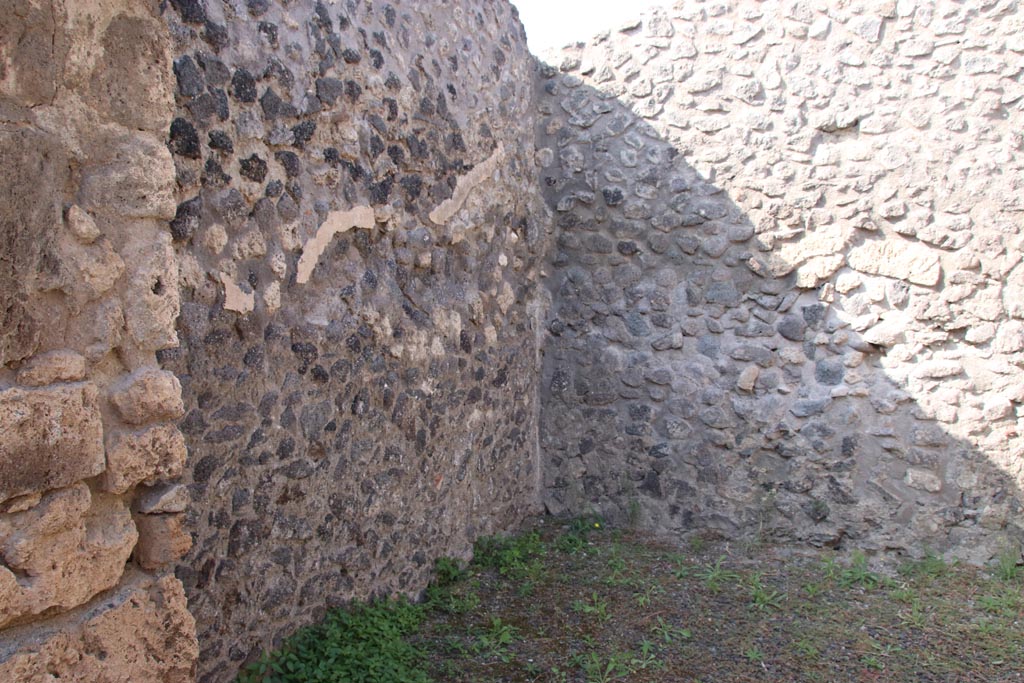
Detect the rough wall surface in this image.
<box><xmin>0</xmin><ymin>0</ymin><xmax>197</xmax><ymax>680</ymax></box>
<box><xmin>539</xmin><ymin>0</ymin><xmax>1024</xmax><ymax>561</ymax></box>
<box><xmin>156</xmin><ymin>1</ymin><xmax>546</xmax><ymax>680</ymax></box>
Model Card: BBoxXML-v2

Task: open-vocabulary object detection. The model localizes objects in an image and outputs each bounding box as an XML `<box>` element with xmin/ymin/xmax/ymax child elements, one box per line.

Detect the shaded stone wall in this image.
<box><xmin>156</xmin><ymin>1</ymin><xmax>546</xmax><ymax>680</ymax></box>
<box><xmin>539</xmin><ymin>0</ymin><xmax>1024</xmax><ymax>561</ymax></box>
<box><xmin>0</xmin><ymin>1</ymin><xmax>197</xmax><ymax>681</ymax></box>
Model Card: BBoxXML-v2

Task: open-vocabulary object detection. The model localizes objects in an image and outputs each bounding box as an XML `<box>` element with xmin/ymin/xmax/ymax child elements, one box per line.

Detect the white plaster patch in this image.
<box><xmin>219</xmin><ymin>273</ymin><xmax>255</xmax><ymax>314</ymax></box>
<box><xmin>295</xmin><ymin>206</ymin><xmax>375</xmax><ymax>284</ymax></box>
<box><xmin>428</xmin><ymin>144</ymin><xmax>505</xmax><ymax>225</ymax></box>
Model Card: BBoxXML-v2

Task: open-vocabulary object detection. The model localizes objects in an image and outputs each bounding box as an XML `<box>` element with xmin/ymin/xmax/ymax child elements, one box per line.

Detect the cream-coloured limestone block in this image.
<box><xmin>0</xmin><ymin>484</ymin><xmax>137</xmax><ymax>628</ymax></box>
<box><xmin>0</xmin><ymin>383</ymin><xmax>105</xmax><ymax>503</ymax></box>
<box><xmin>102</xmin><ymin>425</ymin><xmax>187</xmax><ymax>495</ymax></box>
<box><xmin>78</xmin><ymin>133</ymin><xmax>176</xmax><ymax>220</ymax></box>
<box><xmin>765</xmin><ymin>223</ymin><xmax>853</xmax><ymax>277</ymax></box>
<box><xmin>108</xmin><ymin>367</ymin><xmax>185</xmax><ymax>425</ymax></box>
<box><xmin>0</xmin><ymin>574</ymin><xmax>197</xmax><ymax>683</ymax></box>
<box><xmin>736</xmin><ymin>365</ymin><xmax>760</xmax><ymax>392</ymax></box>
<box><xmin>131</xmin><ymin>513</ymin><xmax>192</xmax><ymax>570</ymax></box>
<box><xmin>296</xmin><ymin>206</ymin><xmax>375</xmax><ymax>284</ymax></box>
<box><xmin>847</xmin><ymin>239</ymin><xmax>942</xmax><ymax>286</ymax></box>
<box><xmin>15</xmin><ymin>350</ymin><xmax>87</xmax><ymax>387</ymax></box>
<box><xmin>120</xmin><ymin>230</ymin><xmax>180</xmax><ymax>351</ymax></box>
<box><xmin>904</xmin><ymin>468</ymin><xmax>943</xmax><ymax>493</ymax></box>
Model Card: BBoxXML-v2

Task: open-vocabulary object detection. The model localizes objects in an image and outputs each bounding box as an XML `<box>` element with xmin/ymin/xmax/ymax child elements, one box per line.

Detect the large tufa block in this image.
<box><xmin>132</xmin><ymin>512</ymin><xmax>192</xmax><ymax>569</ymax></box>
<box><xmin>102</xmin><ymin>424</ymin><xmax>187</xmax><ymax>495</ymax></box>
<box><xmin>0</xmin><ymin>573</ymin><xmax>197</xmax><ymax>683</ymax></box>
<box><xmin>0</xmin><ymin>383</ymin><xmax>105</xmax><ymax>504</ymax></box>
<box><xmin>0</xmin><ymin>484</ymin><xmax>137</xmax><ymax>629</ymax></box>
<box><xmin>108</xmin><ymin>367</ymin><xmax>185</xmax><ymax>425</ymax></box>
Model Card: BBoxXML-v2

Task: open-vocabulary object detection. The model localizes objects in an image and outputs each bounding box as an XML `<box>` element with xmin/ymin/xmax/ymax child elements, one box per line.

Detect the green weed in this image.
<box><xmin>699</xmin><ymin>556</ymin><xmax>740</xmax><ymax>593</ymax></box>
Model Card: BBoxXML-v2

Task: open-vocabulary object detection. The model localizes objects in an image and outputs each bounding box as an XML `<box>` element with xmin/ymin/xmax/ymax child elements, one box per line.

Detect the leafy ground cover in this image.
<box><xmin>239</xmin><ymin>517</ymin><xmax>1023</xmax><ymax>683</ymax></box>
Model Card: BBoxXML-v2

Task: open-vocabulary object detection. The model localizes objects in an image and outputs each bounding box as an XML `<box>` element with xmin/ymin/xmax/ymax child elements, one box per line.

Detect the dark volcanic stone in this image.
<box><xmin>239</xmin><ymin>154</ymin><xmax>268</xmax><ymax>182</ymax></box>
<box><xmin>246</xmin><ymin>0</ymin><xmax>270</xmax><ymax>15</ymax></box>
<box><xmin>203</xmin><ymin>21</ymin><xmax>230</xmax><ymax>51</ymax></box>
<box><xmin>170</xmin><ymin>197</ymin><xmax>202</xmax><ymax>242</ymax></box>
<box><xmin>169</xmin><ymin>118</ymin><xmax>201</xmax><ymax>158</ymax></box>
<box><xmin>170</xmin><ymin>0</ymin><xmax>207</xmax><ymax>24</ymax></box>
<box><xmin>230</xmin><ymin>68</ymin><xmax>257</xmax><ymax>102</ymax></box>
<box><xmin>815</xmin><ymin>358</ymin><xmax>845</xmax><ymax>386</ymax></box>
<box><xmin>777</xmin><ymin>314</ymin><xmax>807</xmax><ymax>341</ymax></box>
<box><xmin>802</xmin><ymin>304</ymin><xmax>826</xmax><ymax>327</ymax></box>
<box><xmin>291</xmin><ymin>120</ymin><xmax>316</xmax><ymax>147</ymax></box>
<box><xmin>602</xmin><ymin>187</ymin><xmax>624</xmax><ymax>206</ymax></box>
<box><xmin>315</xmin><ymin>77</ymin><xmax>345</xmax><ymax>106</ymax></box>
<box><xmin>208</xmin><ymin>129</ymin><xmax>234</xmax><ymax>153</ymax></box>
<box><xmin>274</xmin><ymin>151</ymin><xmax>301</xmax><ymax>177</ymax></box>
<box><xmin>173</xmin><ymin>55</ymin><xmax>205</xmax><ymax>97</ymax></box>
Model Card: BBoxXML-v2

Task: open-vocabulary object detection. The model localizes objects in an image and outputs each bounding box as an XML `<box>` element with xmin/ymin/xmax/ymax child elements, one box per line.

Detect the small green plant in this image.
<box><xmin>634</xmin><ymin>582</ymin><xmax>664</xmax><ymax>608</ymax></box>
<box><xmin>898</xmin><ymin>599</ymin><xmax>927</xmax><ymax>628</ymax></box>
<box><xmin>889</xmin><ymin>585</ymin><xmax>916</xmax><ymax>604</ymax></box>
<box><xmin>572</xmin><ymin>591</ymin><xmax>610</xmax><ymax>622</ymax></box>
<box><xmin>688</xmin><ymin>535</ymin><xmax>707</xmax><ymax>553</ymax></box>
<box><xmin>628</xmin><ymin>639</ymin><xmax>665</xmax><ymax>672</ymax></box>
<box><xmin>604</xmin><ymin>555</ymin><xmax>629</xmax><ymax>585</ymax></box>
<box><xmin>555</xmin><ymin>515</ymin><xmax>605</xmax><ymax>554</ymax></box>
<box><xmin>839</xmin><ymin>550</ymin><xmax>881</xmax><ymax>589</ymax></box>
<box><xmin>795</xmin><ymin>637</ymin><xmax>820</xmax><ymax>659</ymax></box>
<box><xmin>699</xmin><ymin>556</ymin><xmax>740</xmax><ymax>593</ymax></box>
<box><xmin>651</xmin><ymin>617</ymin><xmax>691</xmax><ymax>644</ymax></box>
<box><xmin>743</xmin><ymin>645</ymin><xmax>764</xmax><ymax>663</ymax></box>
<box><xmin>820</xmin><ymin>555</ymin><xmax>840</xmax><ymax>581</ymax></box>
<box><xmin>747</xmin><ymin>572</ymin><xmax>784</xmax><ymax>610</ymax></box>
<box><xmin>862</xmin><ymin>654</ymin><xmax>884</xmax><ymax>671</ymax></box>
<box><xmin>473</xmin><ymin>616</ymin><xmax>519</xmax><ymax>662</ymax></box>
<box><xmin>802</xmin><ymin>581</ymin><xmax>825</xmax><ymax>599</ymax></box>
<box><xmin>572</xmin><ymin>650</ymin><xmax>630</xmax><ymax>683</ymax></box>
<box><xmin>433</xmin><ymin>557</ymin><xmax>465</xmax><ymax>585</ymax></box>
<box><xmin>670</xmin><ymin>554</ymin><xmax>695</xmax><ymax>579</ymax></box>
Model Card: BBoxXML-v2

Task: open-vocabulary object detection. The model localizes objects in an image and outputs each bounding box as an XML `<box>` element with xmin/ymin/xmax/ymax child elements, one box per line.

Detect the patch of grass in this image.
<box><xmin>993</xmin><ymin>546</ymin><xmax>1023</xmax><ymax>582</ymax></box>
<box><xmin>237</xmin><ymin>597</ymin><xmax>429</xmax><ymax>683</ymax></box>
<box><xmin>239</xmin><ymin>519</ymin><xmax>1024</xmax><ymax>683</ymax></box>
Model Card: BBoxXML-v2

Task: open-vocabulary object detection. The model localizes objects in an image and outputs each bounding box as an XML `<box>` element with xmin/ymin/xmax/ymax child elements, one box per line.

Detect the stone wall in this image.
<box><xmin>5</xmin><ymin>1</ymin><xmax>1024</xmax><ymax>681</ymax></box>
<box><xmin>156</xmin><ymin>1</ymin><xmax>546</xmax><ymax>680</ymax></box>
<box><xmin>0</xmin><ymin>1</ymin><xmax>197</xmax><ymax>681</ymax></box>
<box><xmin>538</xmin><ymin>0</ymin><xmax>1024</xmax><ymax>561</ymax></box>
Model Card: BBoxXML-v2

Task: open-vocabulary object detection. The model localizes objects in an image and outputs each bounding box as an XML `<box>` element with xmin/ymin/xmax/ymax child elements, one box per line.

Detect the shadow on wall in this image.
<box><xmin>536</xmin><ymin>1</ymin><xmax>1024</xmax><ymax>564</ymax></box>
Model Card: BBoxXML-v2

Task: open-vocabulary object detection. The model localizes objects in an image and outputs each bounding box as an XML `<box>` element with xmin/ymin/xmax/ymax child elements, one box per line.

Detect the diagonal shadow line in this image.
<box><xmin>534</xmin><ymin>3</ymin><xmax>1024</xmax><ymax>565</ymax></box>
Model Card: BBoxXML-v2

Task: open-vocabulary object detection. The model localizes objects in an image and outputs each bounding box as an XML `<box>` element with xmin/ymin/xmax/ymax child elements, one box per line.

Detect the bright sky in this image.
<box><xmin>512</xmin><ymin>0</ymin><xmax>677</xmax><ymax>53</ymax></box>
